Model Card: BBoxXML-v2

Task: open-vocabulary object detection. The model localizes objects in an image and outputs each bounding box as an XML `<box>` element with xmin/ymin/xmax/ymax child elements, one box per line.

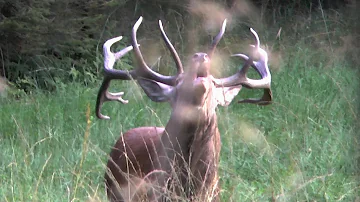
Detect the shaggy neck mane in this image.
<box><xmin>162</xmin><ymin>100</ymin><xmax>219</xmax><ymax>158</ymax></box>
<box><xmin>190</xmin><ymin>112</ymin><xmax>218</xmax><ymax>149</ymax></box>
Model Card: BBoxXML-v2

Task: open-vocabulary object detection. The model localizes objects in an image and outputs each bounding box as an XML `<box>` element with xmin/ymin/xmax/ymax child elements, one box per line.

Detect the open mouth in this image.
<box><xmin>196</xmin><ymin>65</ymin><xmax>209</xmax><ymax>77</ymax></box>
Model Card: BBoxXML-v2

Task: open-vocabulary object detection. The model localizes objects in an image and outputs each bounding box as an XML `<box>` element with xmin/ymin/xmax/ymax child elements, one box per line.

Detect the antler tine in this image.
<box><xmin>131</xmin><ymin>16</ymin><xmax>178</xmax><ymax>86</ymax></box>
<box><xmin>159</xmin><ymin>20</ymin><xmax>184</xmax><ymax>74</ymax></box>
<box><xmin>96</xmin><ymin>36</ymin><xmax>136</xmax><ymax>120</ymax></box>
<box><xmin>238</xmin><ymin>88</ymin><xmax>272</xmax><ymax>105</ymax></box>
<box><xmin>103</xmin><ymin>36</ymin><xmax>137</xmax><ymax>78</ymax></box>
<box><xmin>237</xmin><ymin>28</ymin><xmax>272</xmax><ymax>104</ymax></box>
<box><xmin>208</xmin><ymin>19</ymin><xmax>227</xmax><ymax>58</ymax></box>
<box><xmin>213</xmin><ymin>28</ymin><xmax>272</xmax><ymax>105</ymax></box>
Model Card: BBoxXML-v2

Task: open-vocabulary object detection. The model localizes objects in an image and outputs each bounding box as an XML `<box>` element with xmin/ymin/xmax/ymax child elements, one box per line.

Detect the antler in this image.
<box><xmin>159</xmin><ymin>20</ymin><xmax>183</xmax><ymax>74</ymax></box>
<box><xmin>213</xmin><ymin>28</ymin><xmax>272</xmax><ymax>105</ymax></box>
<box><xmin>96</xmin><ymin>37</ymin><xmax>136</xmax><ymax>120</ymax></box>
<box><xmin>131</xmin><ymin>17</ymin><xmax>181</xmax><ymax>85</ymax></box>
<box><xmin>208</xmin><ymin>19</ymin><xmax>227</xmax><ymax>58</ymax></box>
<box><xmin>96</xmin><ymin>16</ymin><xmax>182</xmax><ymax>119</ymax></box>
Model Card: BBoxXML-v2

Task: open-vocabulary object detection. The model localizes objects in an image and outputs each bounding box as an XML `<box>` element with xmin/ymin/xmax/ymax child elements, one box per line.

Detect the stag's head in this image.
<box><xmin>96</xmin><ymin>17</ymin><xmax>272</xmax><ymax>120</ymax></box>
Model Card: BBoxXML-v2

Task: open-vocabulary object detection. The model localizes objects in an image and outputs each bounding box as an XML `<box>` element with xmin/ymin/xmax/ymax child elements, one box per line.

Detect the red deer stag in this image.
<box><xmin>96</xmin><ymin>16</ymin><xmax>272</xmax><ymax>202</ymax></box>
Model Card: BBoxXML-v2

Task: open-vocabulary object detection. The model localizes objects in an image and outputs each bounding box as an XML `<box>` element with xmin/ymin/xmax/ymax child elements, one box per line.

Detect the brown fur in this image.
<box><xmin>105</xmin><ymin>73</ymin><xmax>223</xmax><ymax>202</ymax></box>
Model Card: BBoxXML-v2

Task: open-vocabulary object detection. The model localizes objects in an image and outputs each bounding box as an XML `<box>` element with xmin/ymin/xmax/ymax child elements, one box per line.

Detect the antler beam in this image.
<box><xmin>131</xmin><ymin>17</ymin><xmax>180</xmax><ymax>85</ymax></box>
<box><xmin>213</xmin><ymin>28</ymin><xmax>272</xmax><ymax>105</ymax></box>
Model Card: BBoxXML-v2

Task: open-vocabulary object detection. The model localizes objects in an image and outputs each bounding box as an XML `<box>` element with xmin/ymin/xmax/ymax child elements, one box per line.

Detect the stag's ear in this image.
<box><xmin>138</xmin><ymin>78</ymin><xmax>175</xmax><ymax>102</ymax></box>
<box><xmin>215</xmin><ymin>86</ymin><xmax>242</xmax><ymax>106</ymax></box>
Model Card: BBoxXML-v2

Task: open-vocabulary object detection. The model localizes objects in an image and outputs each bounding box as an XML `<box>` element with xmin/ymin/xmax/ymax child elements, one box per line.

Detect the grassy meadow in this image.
<box><xmin>1</xmin><ymin>7</ymin><xmax>359</xmax><ymax>202</ymax></box>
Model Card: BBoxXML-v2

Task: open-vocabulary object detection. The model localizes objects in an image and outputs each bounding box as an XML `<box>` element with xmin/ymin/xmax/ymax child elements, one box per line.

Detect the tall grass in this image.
<box><xmin>1</xmin><ymin>50</ymin><xmax>358</xmax><ymax>201</ymax></box>
<box><xmin>1</xmin><ymin>5</ymin><xmax>359</xmax><ymax>202</ymax></box>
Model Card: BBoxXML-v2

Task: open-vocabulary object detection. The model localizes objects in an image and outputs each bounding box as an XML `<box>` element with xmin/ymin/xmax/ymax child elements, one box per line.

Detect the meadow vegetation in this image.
<box><xmin>0</xmin><ymin>0</ymin><xmax>359</xmax><ymax>201</ymax></box>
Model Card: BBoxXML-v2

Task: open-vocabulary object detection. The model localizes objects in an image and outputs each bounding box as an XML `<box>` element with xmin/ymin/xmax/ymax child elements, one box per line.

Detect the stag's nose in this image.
<box><xmin>193</xmin><ymin>53</ymin><xmax>209</xmax><ymax>63</ymax></box>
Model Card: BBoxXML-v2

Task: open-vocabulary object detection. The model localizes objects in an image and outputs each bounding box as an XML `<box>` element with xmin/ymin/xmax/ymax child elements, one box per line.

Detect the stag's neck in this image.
<box><xmin>158</xmin><ymin>106</ymin><xmax>221</xmax><ymax>195</ymax></box>
<box><xmin>162</xmin><ymin>105</ymin><xmax>219</xmax><ymax>160</ymax></box>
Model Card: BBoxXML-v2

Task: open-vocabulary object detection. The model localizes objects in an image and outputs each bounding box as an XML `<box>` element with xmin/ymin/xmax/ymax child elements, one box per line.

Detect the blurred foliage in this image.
<box><xmin>0</xmin><ymin>0</ymin><xmax>354</xmax><ymax>91</ymax></box>
<box><xmin>0</xmin><ymin>0</ymin><xmax>129</xmax><ymax>91</ymax></box>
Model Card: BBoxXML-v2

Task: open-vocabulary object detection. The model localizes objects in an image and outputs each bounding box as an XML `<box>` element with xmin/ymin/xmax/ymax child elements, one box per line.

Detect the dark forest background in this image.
<box><xmin>0</xmin><ymin>0</ymin><xmax>357</xmax><ymax>92</ymax></box>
